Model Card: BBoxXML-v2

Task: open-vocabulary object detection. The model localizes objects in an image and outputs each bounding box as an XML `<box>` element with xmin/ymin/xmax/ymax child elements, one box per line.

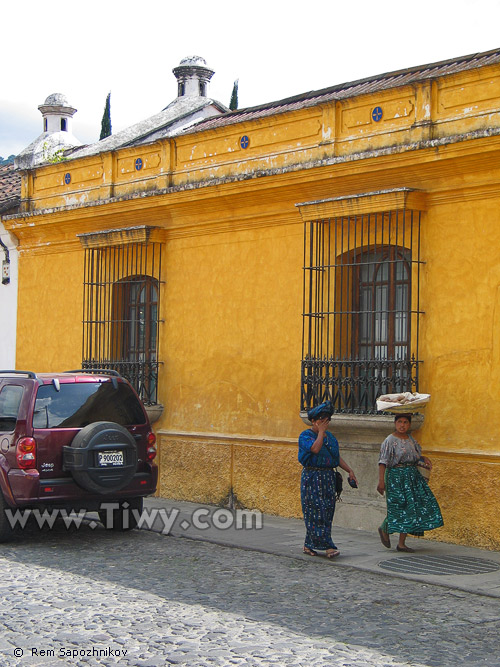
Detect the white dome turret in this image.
<box><xmin>172</xmin><ymin>56</ymin><xmax>215</xmax><ymax>98</ymax></box>
<box><xmin>15</xmin><ymin>93</ymin><xmax>82</xmax><ymax>169</ymax></box>
<box><xmin>38</xmin><ymin>93</ymin><xmax>78</xmax><ymax>135</ymax></box>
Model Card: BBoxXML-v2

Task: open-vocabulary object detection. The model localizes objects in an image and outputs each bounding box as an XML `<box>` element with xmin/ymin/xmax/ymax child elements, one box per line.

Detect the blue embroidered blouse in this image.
<box><xmin>298</xmin><ymin>429</ymin><xmax>340</xmax><ymax>468</ymax></box>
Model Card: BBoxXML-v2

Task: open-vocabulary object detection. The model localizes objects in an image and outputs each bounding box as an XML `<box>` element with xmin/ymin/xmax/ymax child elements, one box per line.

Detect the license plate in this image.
<box><xmin>98</xmin><ymin>451</ymin><xmax>124</xmax><ymax>467</ymax></box>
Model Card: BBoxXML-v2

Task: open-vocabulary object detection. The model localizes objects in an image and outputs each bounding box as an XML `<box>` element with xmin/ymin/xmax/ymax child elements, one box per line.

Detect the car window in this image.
<box><xmin>33</xmin><ymin>382</ymin><xmax>146</xmax><ymax>428</ymax></box>
<box><xmin>0</xmin><ymin>385</ymin><xmax>24</xmax><ymax>432</ymax></box>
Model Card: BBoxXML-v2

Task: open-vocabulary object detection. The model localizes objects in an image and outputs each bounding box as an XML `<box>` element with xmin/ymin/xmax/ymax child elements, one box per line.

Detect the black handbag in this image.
<box><xmin>322</xmin><ymin>437</ymin><xmax>343</xmax><ymax>501</ymax></box>
<box><xmin>335</xmin><ymin>470</ymin><xmax>343</xmax><ymax>501</ymax></box>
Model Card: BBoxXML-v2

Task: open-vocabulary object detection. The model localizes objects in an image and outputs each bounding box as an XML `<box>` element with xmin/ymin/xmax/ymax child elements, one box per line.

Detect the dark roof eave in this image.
<box><xmin>0</xmin><ymin>197</ymin><xmax>21</xmax><ymax>215</ymax></box>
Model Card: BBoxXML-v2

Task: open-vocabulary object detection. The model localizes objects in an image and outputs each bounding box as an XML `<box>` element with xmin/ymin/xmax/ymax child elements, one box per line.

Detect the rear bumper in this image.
<box><xmin>6</xmin><ymin>465</ymin><xmax>158</xmax><ymax>509</ymax></box>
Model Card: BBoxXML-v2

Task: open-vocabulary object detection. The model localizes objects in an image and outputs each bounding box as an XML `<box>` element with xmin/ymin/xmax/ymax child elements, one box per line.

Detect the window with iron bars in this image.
<box><xmin>82</xmin><ymin>241</ymin><xmax>162</xmax><ymax>405</ymax></box>
<box><xmin>301</xmin><ymin>209</ymin><xmax>423</xmax><ymax>414</ymax></box>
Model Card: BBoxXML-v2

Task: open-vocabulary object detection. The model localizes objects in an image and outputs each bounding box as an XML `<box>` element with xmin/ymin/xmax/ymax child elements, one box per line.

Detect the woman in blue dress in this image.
<box><xmin>299</xmin><ymin>401</ymin><xmax>358</xmax><ymax>558</ymax></box>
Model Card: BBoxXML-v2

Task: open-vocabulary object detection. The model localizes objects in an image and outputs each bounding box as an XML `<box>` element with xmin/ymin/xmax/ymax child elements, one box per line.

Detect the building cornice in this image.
<box><xmin>6</xmin><ymin>126</ymin><xmax>500</xmax><ymax>226</ymax></box>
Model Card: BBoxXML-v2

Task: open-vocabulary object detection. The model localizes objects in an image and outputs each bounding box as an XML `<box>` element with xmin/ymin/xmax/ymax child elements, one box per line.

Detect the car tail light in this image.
<box><xmin>146</xmin><ymin>431</ymin><xmax>157</xmax><ymax>461</ymax></box>
<box><xmin>16</xmin><ymin>437</ymin><xmax>37</xmax><ymax>470</ymax></box>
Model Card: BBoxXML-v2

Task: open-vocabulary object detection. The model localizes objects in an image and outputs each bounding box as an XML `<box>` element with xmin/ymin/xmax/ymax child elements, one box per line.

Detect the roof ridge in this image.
<box><xmin>208</xmin><ymin>48</ymin><xmax>500</xmax><ymax>118</ymax></box>
<box><xmin>182</xmin><ymin>47</ymin><xmax>500</xmax><ymax>134</ymax></box>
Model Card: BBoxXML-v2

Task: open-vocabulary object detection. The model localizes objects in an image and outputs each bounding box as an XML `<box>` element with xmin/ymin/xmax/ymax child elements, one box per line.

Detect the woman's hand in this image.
<box><xmin>309</xmin><ymin>417</ymin><xmax>330</xmax><ymax>453</ymax></box>
<box><xmin>317</xmin><ymin>417</ymin><xmax>330</xmax><ymax>434</ymax></box>
<box><xmin>377</xmin><ymin>463</ymin><xmax>386</xmax><ymax>495</ymax></box>
<box><xmin>339</xmin><ymin>457</ymin><xmax>357</xmax><ymax>485</ymax></box>
<box><xmin>422</xmin><ymin>456</ymin><xmax>432</xmax><ymax>469</ymax></box>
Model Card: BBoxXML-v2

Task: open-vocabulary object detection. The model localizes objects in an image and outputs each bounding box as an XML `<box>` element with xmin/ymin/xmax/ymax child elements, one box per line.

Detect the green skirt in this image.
<box><xmin>381</xmin><ymin>466</ymin><xmax>444</xmax><ymax>536</ymax></box>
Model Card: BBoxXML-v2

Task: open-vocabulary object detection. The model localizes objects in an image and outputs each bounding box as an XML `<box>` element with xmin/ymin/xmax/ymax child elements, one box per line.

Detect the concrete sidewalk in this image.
<box><xmin>143</xmin><ymin>496</ymin><xmax>500</xmax><ymax>599</ymax></box>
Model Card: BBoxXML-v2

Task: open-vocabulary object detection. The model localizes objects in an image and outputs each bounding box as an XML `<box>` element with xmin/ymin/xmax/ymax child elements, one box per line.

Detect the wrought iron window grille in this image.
<box><xmin>301</xmin><ymin>209</ymin><xmax>424</xmax><ymax>415</ymax></box>
<box><xmin>82</xmin><ymin>241</ymin><xmax>163</xmax><ymax>405</ymax></box>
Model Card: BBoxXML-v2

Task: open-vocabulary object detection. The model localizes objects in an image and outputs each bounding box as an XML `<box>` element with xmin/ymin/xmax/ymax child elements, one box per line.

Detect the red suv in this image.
<box><xmin>0</xmin><ymin>369</ymin><xmax>158</xmax><ymax>540</ymax></box>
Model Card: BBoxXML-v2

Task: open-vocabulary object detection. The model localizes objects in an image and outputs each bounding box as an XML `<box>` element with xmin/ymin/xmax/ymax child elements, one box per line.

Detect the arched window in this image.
<box><xmin>353</xmin><ymin>247</ymin><xmax>411</xmax><ymax>362</ymax></box>
<box><xmin>113</xmin><ymin>275</ymin><xmax>158</xmax><ymax>365</ymax></box>
<box><xmin>60</xmin><ymin>118</ymin><xmax>67</xmax><ymax>131</ymax></box>
<box><xmin>111</xmin><ymin>276</ymin><xmax>159</xmax><ymax>403</ymax></box>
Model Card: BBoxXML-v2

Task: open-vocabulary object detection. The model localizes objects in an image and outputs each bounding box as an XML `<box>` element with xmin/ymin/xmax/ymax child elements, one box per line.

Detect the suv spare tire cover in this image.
<box><xmin>64</xmin><ymin>421</ymin><xmax>138</xmax><ymax>494</ymax></box>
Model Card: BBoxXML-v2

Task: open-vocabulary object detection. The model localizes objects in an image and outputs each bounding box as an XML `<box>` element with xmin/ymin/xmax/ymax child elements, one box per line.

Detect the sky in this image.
<box><xmin>2</xmin><ymin>0</ymin><xmax>500</xmax><ymax>158</ymax></box>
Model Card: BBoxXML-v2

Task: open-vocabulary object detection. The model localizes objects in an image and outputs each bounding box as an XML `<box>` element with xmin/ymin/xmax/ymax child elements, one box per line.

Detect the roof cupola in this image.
<box><xmin>38</xmin><ymin>93</ymin><xmax>77</xmax><ymax>134</ymax></box>
<box><xmin>172</xmin><ymin>56</ymin><xmax>215</xmax><ymax>98</ymax></box>
<box><xmin>15</xmin><ymin>93</ymin><xmax>81</xmax><ymax>169</ymax></box>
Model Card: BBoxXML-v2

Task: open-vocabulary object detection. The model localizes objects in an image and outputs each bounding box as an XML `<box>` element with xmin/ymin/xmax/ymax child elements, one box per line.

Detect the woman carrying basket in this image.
<box><xmin>377</xmin><ymin>413</ymin><xmax>443</xmax><ymax>552</ymax></box>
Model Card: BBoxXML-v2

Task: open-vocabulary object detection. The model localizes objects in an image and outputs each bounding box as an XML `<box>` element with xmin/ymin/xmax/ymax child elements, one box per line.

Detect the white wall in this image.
<box><xmin>0</xmin><ymin>222</ymin><xmax>18</xmax><ymax>369</ymax></box>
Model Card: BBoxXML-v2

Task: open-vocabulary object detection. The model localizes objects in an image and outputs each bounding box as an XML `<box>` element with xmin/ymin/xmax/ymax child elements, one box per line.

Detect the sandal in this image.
<box><xmin>325</xmin><ymin>548</ymin><xmax>340</xmax><ymax>559</ymax></box>
<box><xmin>396</xmin><ymin>545</ymin><xmax>415</xmax><ymax>553</ymax></box>
<box><xmin>378</xmin><ymin>527</ymin><xmax>391</xmax><ymax>549</ymax></box>
<box><xmin>303</xmin><ymin>546</ymin><xmax>318</xmax><ymax>556</ymax></box>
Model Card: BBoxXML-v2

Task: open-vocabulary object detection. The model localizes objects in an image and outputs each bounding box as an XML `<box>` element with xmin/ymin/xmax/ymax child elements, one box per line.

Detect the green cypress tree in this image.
<box><xmin>229</xmin><ymin>80</ymin><xmax>239</xmax><ymax>111</ymax></box>
<box><xmin>99</xmin><ymin>92</ymin><xmax>112</xmax><ymax>140</ymax></box>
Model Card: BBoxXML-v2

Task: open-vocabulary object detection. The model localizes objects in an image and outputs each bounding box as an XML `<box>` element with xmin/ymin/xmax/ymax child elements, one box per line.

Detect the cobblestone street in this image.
<box><xmin>0</xmin><ymin>522</ymin><xmax>499</xmax><ymax>667</ymax></box>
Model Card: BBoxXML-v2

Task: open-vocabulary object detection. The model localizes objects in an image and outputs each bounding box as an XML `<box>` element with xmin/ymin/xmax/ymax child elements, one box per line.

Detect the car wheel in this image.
<box><xmin>0</xmin><ymin>490</ymin><xmax>15</xmax><ymax>542</ymax></box>
<box><xmin>63</xmin><ymin>421</ymin><xmax>138</xmax><ymax>494</ymax></box>
<box><xmin>98</xmin><ymin>497</ymin><xmax>143</xmax><ymax>531</ymax></box>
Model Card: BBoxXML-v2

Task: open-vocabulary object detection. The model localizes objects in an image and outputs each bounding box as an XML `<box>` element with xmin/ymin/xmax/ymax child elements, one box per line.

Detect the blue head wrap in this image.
<box><xmin>307</xmin><ymin>401</ymin><xmax>333</xmax><ymax>421</ymax></box>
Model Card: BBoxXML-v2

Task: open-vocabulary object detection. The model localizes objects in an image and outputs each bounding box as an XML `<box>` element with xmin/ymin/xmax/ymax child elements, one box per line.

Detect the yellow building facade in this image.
<box><xmin>5</xmin><ymin>49</ymin><xmax>500</xmax><ymax>548</ymax></box>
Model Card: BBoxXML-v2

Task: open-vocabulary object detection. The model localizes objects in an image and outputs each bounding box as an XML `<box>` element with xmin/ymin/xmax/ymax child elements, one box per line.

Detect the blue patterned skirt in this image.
<box><xmin>381</xmin><ymin>465</ymin><xmax>444</xmax><ymax>536</ymax></box>
<box><xmin>301</xmin><ymin>467</ymin><xmax>337</xmax><ymax>550</ymax></box>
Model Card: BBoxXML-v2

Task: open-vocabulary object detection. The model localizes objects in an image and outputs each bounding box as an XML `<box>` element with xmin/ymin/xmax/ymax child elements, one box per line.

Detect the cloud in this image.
<box><xmin>0</xmin><ymin>101</ymin><xmax>41</xmax><ymax>158</ymax></box>
<box><xmin>0</xmin><ymin>99</ymin><xmax>103</xmax><ymax>157</ymax></box>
